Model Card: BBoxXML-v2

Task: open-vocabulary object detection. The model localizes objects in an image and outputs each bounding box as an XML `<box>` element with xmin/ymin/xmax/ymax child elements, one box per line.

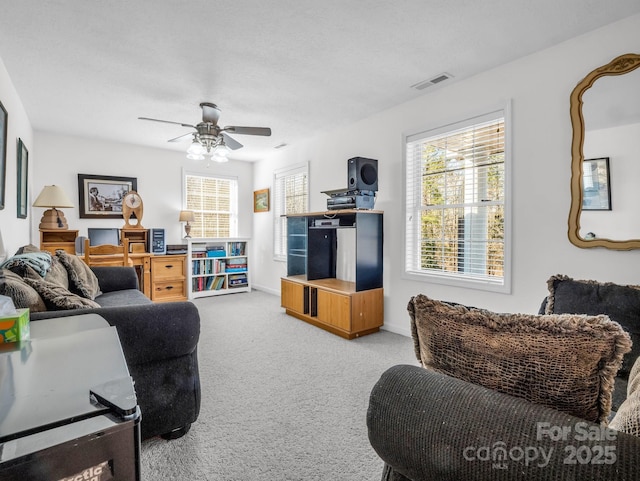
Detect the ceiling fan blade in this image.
<box><xmin>221</xmin><ymin>132</ymin><xmax>243</xmax><ymax>150</ymax></box>
<box><xmin>200</xmin><ymin>102</ymin><xmax>221</xmax><ymax>124</ymax></box>
<box><xmin>138</xmin><ymin>117</ymin><xmax>195</xmax><ymax>129</ymax></box>
<box><xmin>222</xmin><ymin>126</ymin><xmax>271</xmax><ymax>136</ymax></box>
<box><xmin>167</xmin><ymin>132</ymin><xmax>195</xmax><ymax>143</ymax></box>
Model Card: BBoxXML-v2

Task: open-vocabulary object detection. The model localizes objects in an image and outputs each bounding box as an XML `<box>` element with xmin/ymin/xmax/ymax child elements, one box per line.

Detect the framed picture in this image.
<box><xmin>0</xmin><ymin>100</ymin><xmax>7</xmax><ymax>210</ymax></box>
<box><xmin>78</xmin><ymin>173</ymin><xmax>137</xmax><ymax>218</ymax></box>
<box><xmin>17</xmin><ymin>138</ymin><xmax>28</xmax><ymax>219</ymax></box>
<box><xmin>582</xmin><ymin>157</ymin><xmax>611</xmax><ymax>211</ymax></box>
<box><xmin>254</xmin><ymin>188</ymin><xmax>270</xmax><ymax>212</ymax></box>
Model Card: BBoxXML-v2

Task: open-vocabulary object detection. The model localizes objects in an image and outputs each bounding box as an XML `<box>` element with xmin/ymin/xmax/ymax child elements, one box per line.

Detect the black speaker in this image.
<box><xmin>348</xmin><ymin>157</ymin><xmax>378</xmax><ymax>192</ymax></box>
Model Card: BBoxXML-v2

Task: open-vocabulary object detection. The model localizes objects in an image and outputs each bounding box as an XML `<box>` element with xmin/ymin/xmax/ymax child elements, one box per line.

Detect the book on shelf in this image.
<box><xmin>214</xmin><ymin>276</ymin><xmax>225</xmax><ymax>290</ymax></box>
<box><xmin>228</xmin><ymin>273</ymin><xmax>248</xmax><ymax>287</ymax></box>
<box><xmin>206</xmin><ymin>245</ymin><xmax>226</xmax><ymax>257</ymax></box>
<box><xmin>229</xmin><ymin>242</ymin><xmax>246</xmax><ymax>256</ymax></box>
<box><xmin>227</xmin><ymin>257</ymin><xmax>247</xmax><ymax>265</ymax></box>
<box><xmin>214</xmin><ymin>259</ymin><xmax>226</xmax><ymax>273</ymax></box>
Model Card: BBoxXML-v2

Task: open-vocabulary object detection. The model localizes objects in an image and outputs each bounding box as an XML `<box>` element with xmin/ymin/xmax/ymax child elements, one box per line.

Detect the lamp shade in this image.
<box><xmin>33</xmin><ymin>185</ymin><xmax>74</xmax><ymax>208</ymax></box>
<box><xmin>179</xmin><ymin>210</ymin><xmax>196</xmax><ymax>222</ymax></box>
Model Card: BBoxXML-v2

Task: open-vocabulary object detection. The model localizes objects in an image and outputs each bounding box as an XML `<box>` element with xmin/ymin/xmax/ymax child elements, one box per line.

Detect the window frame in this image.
<box><xmin>402</xmin><ymin>102</ymin><xmax>512</xmax><ymax>293</ymax></box>
<box><xmin>183</xmin><ymin>170</ymin><xmax>239</xmax><ymax>238</ymax></box>
<box><xmin>273</xmin><ymin>162</ymin><xmax>309</xmax><ymax>262</ymax></box>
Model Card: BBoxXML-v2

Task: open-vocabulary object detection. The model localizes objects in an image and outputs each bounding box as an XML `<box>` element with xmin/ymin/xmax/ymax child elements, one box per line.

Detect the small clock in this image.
<box><xmin>122</xmin><ymin>190</ymin><xmax>144</xmax><ymax>228</ymax></box>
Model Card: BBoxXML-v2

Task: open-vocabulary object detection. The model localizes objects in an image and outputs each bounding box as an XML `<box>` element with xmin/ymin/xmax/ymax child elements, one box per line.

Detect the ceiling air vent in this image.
<box><xmin>411</xmin><ymin>72</ymin><xmax>454</xmax><ymax>90</ymax></box>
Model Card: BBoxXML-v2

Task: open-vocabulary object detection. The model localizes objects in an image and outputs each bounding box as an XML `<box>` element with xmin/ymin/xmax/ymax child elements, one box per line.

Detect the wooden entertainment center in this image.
<box><xmin>281</xmin><ymin>209</ymin><xmax>383</xmax><ymax>339</ymax></box>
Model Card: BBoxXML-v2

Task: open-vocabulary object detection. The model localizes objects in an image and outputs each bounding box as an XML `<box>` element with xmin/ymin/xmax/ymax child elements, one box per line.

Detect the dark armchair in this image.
<box><xmin>367</xmin><ymin>365</ymin><xmax>640</xmax><ymax>481</ymax></box>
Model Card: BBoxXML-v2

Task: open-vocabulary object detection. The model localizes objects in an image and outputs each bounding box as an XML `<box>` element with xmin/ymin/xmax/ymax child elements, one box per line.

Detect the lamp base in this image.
<box><xmin>39</xmin><ymin>208</ymin><xmax>69</xmax><ymax>230</ymax></box>
<box><xmin>184</xmin><ymin>222</ymin><xmax>192</xmax><ymax>239</ymax></box>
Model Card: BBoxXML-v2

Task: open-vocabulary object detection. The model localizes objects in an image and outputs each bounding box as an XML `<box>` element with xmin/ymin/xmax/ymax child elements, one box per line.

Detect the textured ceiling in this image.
<box><xmin>0</xmin><ymin>1</ymin><xmax>639</xmax><ymax>161</ymax></box>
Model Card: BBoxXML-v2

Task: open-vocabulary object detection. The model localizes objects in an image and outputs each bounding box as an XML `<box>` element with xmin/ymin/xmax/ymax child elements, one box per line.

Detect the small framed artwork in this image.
<box><xmin>0</xmin><ymin>100</ymin><xmax>7</xmax><ymax>210</ymax></box>
<box><xmin>582</xmin><ymin>157</ymin><xmax>611</xmax><ymax>211</ymax></box>
<box><xmin>17</xmin><ymin>138</ymin><xmax>28</xmax><ymax>218</ymax></box>
<box><xmin>78</xmin><ymin>173</ymin><xmax>137</xmax><ymax>218</ymax></box>
<box><xmin>254</xmin><ymin>188</ymin><xmax>270</xmax><ymax>213</ymax></box>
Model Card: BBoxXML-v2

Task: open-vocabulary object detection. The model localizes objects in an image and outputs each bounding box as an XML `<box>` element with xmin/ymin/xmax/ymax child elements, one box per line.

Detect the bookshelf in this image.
<box><xmin>187</xmin><ymin>238</ymin><xmax>250</xmax><ymax>298</ymax></box>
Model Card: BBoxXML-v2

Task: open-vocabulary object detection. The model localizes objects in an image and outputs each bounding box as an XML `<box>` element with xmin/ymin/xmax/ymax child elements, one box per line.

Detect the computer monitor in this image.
<box><xmin>87</xmin><ymin>228</ymin><xmax>120</xmax><ymax>246</ymax></box>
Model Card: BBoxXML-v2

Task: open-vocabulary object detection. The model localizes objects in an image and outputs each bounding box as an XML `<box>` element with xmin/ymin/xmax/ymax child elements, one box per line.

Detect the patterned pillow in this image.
<box><xmin>23</xmin><ymin>277</ymin><xmax>100</xmax><ymax>310</ymax></box>
<box><xmin>0</xmin><ymin>269</ymin><xmax>47</xmax><ymax>312</ymax></box>
<box><xmin>55</xmin><ymin>250</ymin><xmax>101</xmax><ymax>300</ymax></box>
<box><xmin>545</xmin><ymin>274</ymin><xmax>640</xmax><ymax>377</ymax></box>
<box><xmin>409</xmin><ymin>294</ymin><xmax>631</xmax><ymax>424</ymax></box>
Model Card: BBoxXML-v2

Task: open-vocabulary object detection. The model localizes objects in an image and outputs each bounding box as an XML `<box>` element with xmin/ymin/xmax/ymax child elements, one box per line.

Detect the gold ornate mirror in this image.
<box><xmin>568</xmin><ymin>53</ymin><xmax>640</xmax><ymax>249</ymax></box>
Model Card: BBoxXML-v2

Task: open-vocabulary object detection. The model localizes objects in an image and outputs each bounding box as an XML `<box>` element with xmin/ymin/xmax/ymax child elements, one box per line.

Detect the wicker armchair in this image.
<box><xmin>367</xmin><ymin>365</ymin><xmax>640</xmax><ymax>481</ymax></box>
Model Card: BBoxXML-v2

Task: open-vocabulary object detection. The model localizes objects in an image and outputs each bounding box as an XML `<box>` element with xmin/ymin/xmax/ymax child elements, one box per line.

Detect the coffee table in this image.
<box><xmin>0</xmin><ymin>314</ymin><xmax>141</xmax><ymax>481</ymax></box>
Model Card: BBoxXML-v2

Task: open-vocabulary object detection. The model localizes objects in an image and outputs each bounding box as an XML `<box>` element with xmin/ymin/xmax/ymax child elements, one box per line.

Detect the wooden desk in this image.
<box><xmin>85</xmin><ymin>253</ymin><xmax>186</xmax><ymax>302</ymax></box>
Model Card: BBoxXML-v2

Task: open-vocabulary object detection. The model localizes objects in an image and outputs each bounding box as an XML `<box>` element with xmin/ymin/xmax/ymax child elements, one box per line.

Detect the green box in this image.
<box><xmin>0</xmin><ymin>308</ymin><xmax>30</xmax><ymax>343</ymax></box>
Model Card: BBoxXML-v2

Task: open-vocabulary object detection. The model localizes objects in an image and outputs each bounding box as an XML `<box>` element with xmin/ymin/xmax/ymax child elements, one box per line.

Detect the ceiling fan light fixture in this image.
<box><xmin>187</xmin><ymin>139</ymin><xmax>205</xmax><ymax>155</ymax></box>
<box><xmin>213</xmin><ymin>143</ymin><xmax>230</xmax><ymax>158</ymax></box>
<box><xmin>186</xmin><ymin>152</ymin><xmax>205</xmax><ymax>161</ymax></box>
<box><xmin>212</xmin><ymin>152</ymin><xmax>229</xmax><ymax>163</ymax></box>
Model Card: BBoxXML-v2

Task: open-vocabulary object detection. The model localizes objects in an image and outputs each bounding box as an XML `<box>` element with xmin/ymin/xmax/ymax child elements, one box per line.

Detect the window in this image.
<box><xmin>273</xmin><ymin>163</ymin><xmax>309</xmax><ymax>260</ymax></box>
<box><xmin>185</xmin><ymin>173</ymin><xmax>238</xmax><ymax>238</ymax></box>
<box><xmin>404</xmin><ymin>108</ymin><xmax>510</xmax><ymax>291</ymax></box>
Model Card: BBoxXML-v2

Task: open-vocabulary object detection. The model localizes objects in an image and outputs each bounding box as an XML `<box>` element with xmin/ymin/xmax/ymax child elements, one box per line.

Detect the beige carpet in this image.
<box><xmin>140</xmin><ymin>289</ymin><xmax>416</xmax><ymax>481</ymax></box>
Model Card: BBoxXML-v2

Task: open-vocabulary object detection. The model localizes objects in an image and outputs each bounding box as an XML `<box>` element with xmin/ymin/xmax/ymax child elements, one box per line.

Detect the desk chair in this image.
<box><xmin>84</xmin><ymin>238</ymin><xmax>133</xmax><ymax>267</ymax></box>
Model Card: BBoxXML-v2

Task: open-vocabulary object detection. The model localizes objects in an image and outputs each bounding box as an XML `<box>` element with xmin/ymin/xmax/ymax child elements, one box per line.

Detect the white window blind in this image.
<box><xmin>273</xmin><ymin>164</ymin><xmax>309</xmax><ymax>260</ymax></box>
<box><xmin>185</xmin><ymin>173</ymin><xmax>238</xmax><ymax>238</ymax></box>
<box><xmin>405</xmin><ymin>110</ymin><xmax>508</xmax><ymax>289</ymax></box>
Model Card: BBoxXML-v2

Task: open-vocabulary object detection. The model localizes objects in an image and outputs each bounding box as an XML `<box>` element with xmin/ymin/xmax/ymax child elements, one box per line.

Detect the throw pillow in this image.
<box><xmin>55</xmin><ymin>250</ymin><xmax>101</xmax><ymax>300</ymax></box>
<box><xmin>14</xmin><ymin>244</ymin><xmax>44</xmax><ymax>255</ymax></box>
<box><xmin>545</xmin><ymin>274</ymin><xmax>640</xmax><ymax>377</ymax></box>
<box><xmin>610</xmin><ymin>357</ymin><xmax>640</xmax><ymax>436</ymax></box>
<box><xmin>0</xmin><ymin>269</ymin><xmax>47</xmax><ymax>312</ymax></box>
<box><xmin>45</xmin><ymin>255</ymin><xmax>70</xmax><ymax>289</ymax></box>
<box><xmin>408</xmin><ymin>294</ymin><xmax>631</xmax><ymax>424</ymax></box>
<box><xmin>23</xmin><ymin>277</ymin><xmax>100</xmax><ymax>310</ymax></box>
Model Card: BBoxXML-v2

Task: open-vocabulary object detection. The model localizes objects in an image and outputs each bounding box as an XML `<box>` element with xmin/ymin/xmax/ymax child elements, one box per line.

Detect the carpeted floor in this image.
<box><xmin>140</xmin><ymin>289</ymin><xmax>416</xmax><ymax>481</ymax></box>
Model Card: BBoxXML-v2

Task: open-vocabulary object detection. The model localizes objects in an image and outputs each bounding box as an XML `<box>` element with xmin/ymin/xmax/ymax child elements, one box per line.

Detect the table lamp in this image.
<box><xmin>179</xmin><ymin>210</ymin><xmax>196</xmax><ymax>238</ymax></box>
<box><xmin>33</xmin><ymin>185</ymin><xmax>74</xmax><ymax>229</ymax></box>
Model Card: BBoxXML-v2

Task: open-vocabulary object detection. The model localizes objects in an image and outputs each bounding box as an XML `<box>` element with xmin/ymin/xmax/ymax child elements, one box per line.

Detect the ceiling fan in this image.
<box><xmin>139</xmin><ymin>102</ymin><xmax>271</xmax><ymax>162</ymax></box>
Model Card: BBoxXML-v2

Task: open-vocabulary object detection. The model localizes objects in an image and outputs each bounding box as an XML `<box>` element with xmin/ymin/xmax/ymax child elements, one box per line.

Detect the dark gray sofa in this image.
<box><xmin>30</xmin><ymin>266</ymin><xmax>201</xmax><ymax>440</ymax></box>
<box><xmin>367</xmin><ymin>365</ymin><xmax>640</xmax><ymax>481</ymax></box>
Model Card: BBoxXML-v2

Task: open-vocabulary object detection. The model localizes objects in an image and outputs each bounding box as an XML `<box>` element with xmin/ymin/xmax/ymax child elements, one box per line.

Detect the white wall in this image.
<box><xmin>0</xmin><ymin>57</ymin><xmax>34</xmax><ymax>255</ymax></box>
<box><xmin>32</xmin><ymin>132</ymin><xmax>254</xmax><ymax>246</ymax></box>
<box><xmin>253</xmin><ymin>14</ymin><xmax>640</xmax><ymax>336</ymax></box>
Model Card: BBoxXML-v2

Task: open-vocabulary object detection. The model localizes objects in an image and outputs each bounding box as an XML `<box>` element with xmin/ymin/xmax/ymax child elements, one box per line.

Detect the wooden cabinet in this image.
<box><xmin>281</xmin><ymin>277</ymin><xmax>383</xmax><ymax>339</ymax></box>
<box><xmin>150</xmin><ymin>255</ymin><xmax>187</xmax><ymax>302</ymax></box>
<box><xmin>121</xmin><ymin>228</ymin><xmax>148</xmax><ymax>253</ymax></box>
<box><xmin>281</xmin><ymin>210</ymin><xmax>383</xmax><ymax>339</ymax></box>
<box><xmin>40</xmin><ymin>229</ymin><xmax>78</xmax><ymax>255</ymax></box>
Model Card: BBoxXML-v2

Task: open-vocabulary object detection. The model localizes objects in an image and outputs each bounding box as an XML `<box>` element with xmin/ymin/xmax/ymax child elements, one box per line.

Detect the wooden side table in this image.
<box><xmin>39</xmin><ymin>229</ymin><xmax>78</xmax><ymax>255</ymax></box>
